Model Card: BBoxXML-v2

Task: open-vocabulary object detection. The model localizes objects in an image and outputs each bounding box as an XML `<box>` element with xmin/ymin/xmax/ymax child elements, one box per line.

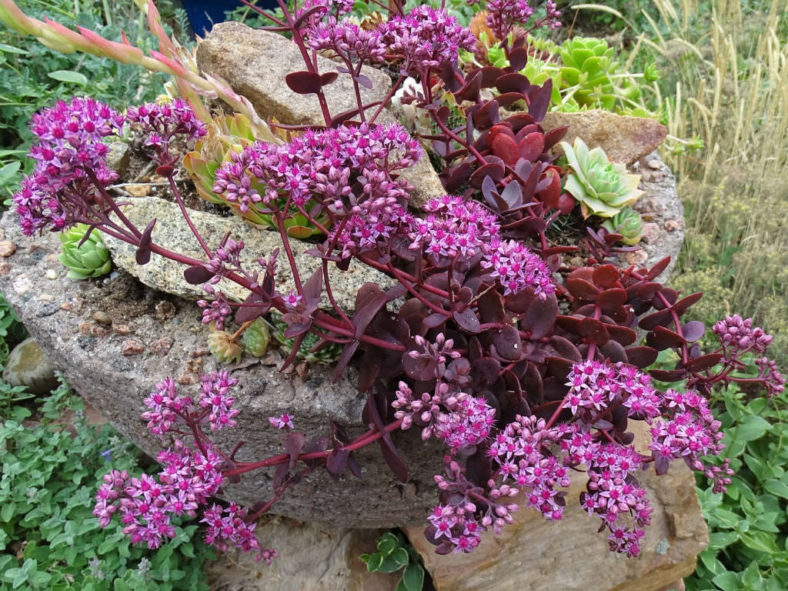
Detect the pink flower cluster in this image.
<box><xmin>489</xmin><ymin>415</ymin><xmax>569</xmax><ymax>520</ymax></box>
<box><xmin>562</xmin><ymin>360</ymin><xmax>661</xmax><ymax>420</ymax></box>
<box><xmin>650</xmin><ymin>389</ymin><xmax>732</xmax><ymax>492</ymax></box>
<box><xmin>125</xmin><ymin>99</ymin><xmax>206</xmax><ymax>163</ymax></box>
<box><xmin>486</xmin><ymin>0</ymin><xmax>562</xmax><ymax>39</ymax></box>
<box><xmin>755</xmin><ymin>356</ymin><xmax>785</xmax><ymax>398</ymax></box>
<box><xmin>308</xmin><ymin>17</ymin><xmax>386</xmax><ymax>63</ymax></box>
<box><xmin>381</xmin><ymin>6</ymin><xmax>476</xmax><ymax>73</ymax></box>
<box><xmin>481</xmin><ymin>237</ymin><xmax>555</xmax><ymax>298</ymax></box>
<box><xmin>713</xmin><ymin>314</ymin><xmax>773</xmax><ymax>353</ymax></box>
<box><xmin>93</xmin><ymin>442</ymin><xmax>224</xmax><ymax>549</ymax></box>
<box><xmin>142</xmin><ymin>371</ymin><xmax>240</xmax><ymax>435</ymax></box>
<box><xmin>14</xmin><ymin>97</ymin><xmax>123</xmax><ymax>235</ymax></box>
<box><xmin>409</xmin><ymin>195</ymin><xmax>500</xmax><ymax>260</ymax></box>
<box><xmin>203</xmin><ymin>503</ymin><xmax>276</xmax><ymax>562</ymax></box>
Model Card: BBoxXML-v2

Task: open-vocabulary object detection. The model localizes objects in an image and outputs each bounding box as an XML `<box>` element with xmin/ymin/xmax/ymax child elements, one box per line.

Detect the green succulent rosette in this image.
<box><xmin>241</xmin><ymin>318</ymin><xmax>271</xmax><ymax>357</ymax></box>
<box><xmin>58</xmin><ymin>224</ymin><xmax>112</xmax><ymax>280</ymax></box>
<box><xmin>561</xmin><ymin>138</ymin><xmax>644</xmax><ymax>219</ymax></box>
<box><xmin>271</xmin><ymin>313</ymin><xmax>341</xmax><ymax>364</ymax></box>
<box><xmin>602</xmin><ymin>207</ymin><xmax>643</xmax><ymax>245</ymax></box>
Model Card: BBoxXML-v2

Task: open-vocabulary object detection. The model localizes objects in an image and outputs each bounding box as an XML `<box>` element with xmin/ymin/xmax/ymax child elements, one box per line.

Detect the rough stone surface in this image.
<box><xmin>205</xmin><ymin>517</ymin><xmax>400</xmax><ymax>591</ymax></box>
<box><xmin>101</xmin><ymin>197</ymin><xmax>395</xmax><ymax>310</ymax></box>
<box><xmin>405</xmin><ymin>423</ymin><xmax>708</xmax><ymax>591</ymax></box>
<box><xmin>0</xmin><ymin>209</ymin><xmax>442</xmax><ymax>528</ymax></box>
<box><xmin>196</xmin><ymin>23</ymin><xmax>392</xmax><ymax>128</ymax></box>
<box><xmin>619</xmin><ymin>152</ymin><xmax>685</xmax><ymax>282</ymax></box>
<box><xmin>2</xmin><ymin>337</ymin><xmax>59</xmax><ymax>395</ymax></box>
<box><xmin>195</xmin><ymin>22</ymin><xmax>445</xmax><ymax>209</ymax></box>
<box><xmin>542</xmin><ymin>110</ymin><xmax>668</xmax><ymax>165</ymax></box>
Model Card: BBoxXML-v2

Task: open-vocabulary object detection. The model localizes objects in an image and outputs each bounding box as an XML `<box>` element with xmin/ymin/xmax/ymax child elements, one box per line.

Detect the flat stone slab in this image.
<box><xmin>0</xmin><ymin>210</ymin><xmax>442</xmax><ymax>528</ymax></box>
<box><xmin>405</xmin><ymin>423</ymin><xmax>707</xmax><ymax>591</ymax></box>
<box><xmin>102</xmin><ymin>196</ymin><xmax>395</xmax><ymax>310</ymax></box>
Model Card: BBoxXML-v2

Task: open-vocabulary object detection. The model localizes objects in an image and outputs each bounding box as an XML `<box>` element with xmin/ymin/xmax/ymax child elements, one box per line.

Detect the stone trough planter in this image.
<box><xmin>0</xmin><ymin>19</ymin><xmax>705</xmax><ymax>590</ymax></box>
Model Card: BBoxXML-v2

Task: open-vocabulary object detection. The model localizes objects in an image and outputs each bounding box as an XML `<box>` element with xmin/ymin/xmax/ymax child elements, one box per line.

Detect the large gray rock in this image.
<box><xmin>0</xmin><ymin>209</ymin><xmax>442</xmax><ymax>528</ymax></box>
<box><xmin>2</xmin><ymin>337</ymin><xmax>59</xmax><ymax>395</ymax></box>
<box><xmin>195</xmin><ymin>22</ymin><xmax>445</xmax><ymax>209</ymax></box>
<box><xmin>101</xmin><ymin>196</ymin><xmax>395</xmax><ymax>310</ymax></box>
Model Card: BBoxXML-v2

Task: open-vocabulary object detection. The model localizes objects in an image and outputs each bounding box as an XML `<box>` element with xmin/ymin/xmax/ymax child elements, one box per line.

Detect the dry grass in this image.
<box><xmin>634</xmin><ymin>0</ymin><xmax>788</xmax><ymax>361</ymax></box>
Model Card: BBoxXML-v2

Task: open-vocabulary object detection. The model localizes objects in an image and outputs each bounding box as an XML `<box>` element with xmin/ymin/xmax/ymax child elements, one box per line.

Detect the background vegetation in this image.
<box><xmin>0</xmin><ymin>0</ymin><xmax>785</xmax><ymax>588</ymax></box>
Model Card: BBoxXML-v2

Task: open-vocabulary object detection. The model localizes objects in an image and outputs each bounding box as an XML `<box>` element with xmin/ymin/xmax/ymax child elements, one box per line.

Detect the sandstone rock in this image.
<box><xmin>542</xmin><ymin>110</ymin><xmax>667</xmax><ymax>165</ymax></box>
<box><xmin>2</xmin><ymin>337</ymin><xmax>59</xmax><ymax>395</ymax></box>
<box><xmin>196</xmin><ymin>23</ymin><xmax>392</xmax><ymax>127</ymax></box>
<box><xmin>205</xmin><ymin>517</ymin><xmax>400</xmax><ymax>591</ymax></box>
<box><xmin>195</xmin><ymin>22</ymin><xmax>445</xmax><ymax>209</ymax></box>
<box><xmin>0</xmin><ymin>240</ymin><xmax>16</xmax><ymax>257</ymax></box>
<box><xmin>0</xmin><ymin>209</ymin><xmax>443</xmax><ymax>527</ymax></box>
<box><xmin>101</xmin><ymin>197</ymin><xmax>395</xmax><ymax>310</ymax></box>
<box><xmin>405</xmin><ymin>423</ymin><xmax>708</xmax><ymax>591</ymax></box>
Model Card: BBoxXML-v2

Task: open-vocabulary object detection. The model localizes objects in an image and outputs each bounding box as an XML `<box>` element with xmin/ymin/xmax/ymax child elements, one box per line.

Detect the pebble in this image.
<box><xmin>45</xmin><ymin>269</ymin><xmax>58</xmax><ymax>279</ymax></box>
<box><xmin>155</xmin><ymin>300</ymin><xmax>176</xmax><ymax>321</ymax></box>
<box><xmin>93</xmin><ymin>311</ymin><xmax>112</xmax><ymax>325</ymax></box>
<box><xmin>149</xmin><ymin>337</ymin><xmax>174</xmax><ymax>355</ymax></box>
<box><xmin>113</xmin><ymin>324</ymin><xmax>132</xmax><ymax>335</ymax></box>
<box><xmin>124</xmin><ymin>184</ymin><xmax>151</xmax><ymax>197</ymax></box>
<box><xmin>13</xmin><ymin>276</ymin><xmax>33</xmax><ymax>295</ymax></box>
<box><xmin>0</xmin><ymin>262</ymin><xmax>10</xmax><ymax>276</ymax></box>
<box><xmin>647</xmin><ymin>159</ymin><xmax>662</xmax><ymax>170</ymax></box>
<box><xmin>665</xmin><ymin>219</ymin><xmax>684</xmax><ymax>232</ymax></box>
<box><xmin>121</xmin><ymin>338</ymin><xmax>145</xmax><ymax>356</ymax></box>
<box><xmin>37</xmin><ymin>294</ymin><xmax>54</xmax><ymax>302</ymax></box>
<box><xmin>0</xmin><ymin>240</ymin><xmax>16</xmax><ymax>257</ymax></box>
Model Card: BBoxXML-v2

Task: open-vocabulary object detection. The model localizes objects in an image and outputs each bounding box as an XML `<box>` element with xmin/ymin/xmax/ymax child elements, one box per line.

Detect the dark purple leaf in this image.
<box><xmin>473</xmin><ymin>101</ymin><xmax>501</xmax><ymax>131</ymax></box>
<box><xmin>353</xmin><ymin>73</ymin><xmax>371</xmax><ymax>89</ymax></box>
<box><xmin>183</xmin><ymin>264</ymin><xmax>213</xmax><ymax>285</ymax></box>
<box><xmin>508</xmin><ymin>47</ymin><xmax>527</xmax><ymax>71</ymax></box>
<box><xmin>283</xmin><ymin>431</ymin><xmax>306</xmax><ymax>469</ymax></box>
<box><xmin>521</xmin><ymin>293</ymin><xmax>558</xmax><ymax>339</ymax></box>
<box><xmin>353</xmin><ymin>283</ymin><xmax>388</xmax><ymax>339</ymax></box>
<box><xmin>454</xmin><ymin>70</ymin><xmax>482</xmax><ymax>103</ymax></box>
<box><xmin>492</xmin><ymin>325</ymin><xmax>522</xmax><ymax>361</ymax></box>
<box><xmin>471</xmin><ymin>357</ymin><xmax>501</xmax><ymax>389</ymax></box>
<box><xmin>496</xmin><ymin>72</ymin><xmax>530</xmax><ymax>94</ymax></box>
<box><xmin>286</xmin><ymin>71</ymin><xmax>324</xmax><ymax>94</ymax></box>
<box><xmin>600</xmin><ymin>339</ymin><xmax>627</xmax><ymax>363</ymax></box>
<box><xmin>646</xmin><ymin>256</ymin><xmax>672</xmax><ymax>279</ymax></box>
<box><xmin>472</xmin><ymin>163</ymin><xmax>506</xmax><ymax>189</ymax></box>
<box><xmin>579</xmin><ymin>317</ymin><xmax>610</xmax><ymax>345</ymax></box>
<box><xmin>331</xmin><ymin>340</ymin><xmax>359</xmax><ymax>382</ymax></box>
<box><xmin>477</xmin><ymin>289</ymin><xmax>506</xmax><ymax>324</ymax></box>
<box><xmin>549</xmin><ymin>335</ymin><xmax>582</xmax><ymax>362</ymax></box>
<box><xmin>543</xmin><ymin>125</ymin><xmax>568</xmax><ymax>150</ymax></box>
<box><xmin>649</xmin><ymin>368</ymin><xmax>687</xmax><ymax>382</ymax></box>
<box><xmin>303</xmin><ymin>268</ymin><xmax>323</xmax><ymax>310</ymax></box>
<box><xmin>647</xmin><ymin>326</ymin><xmax>685</xmax><ymax>350</ymax></box>
<box><xmin>453</xmin><ymin>307</ymin><xmax>481</xmax><ymax>333</ymax></box>
<box><xmin>684</xmin><ymin>353</ymin><xmax>723</xmax><ymax>373</ymax></box>
<box><xmin>625</xmin><ymin>346</ymin><xmax>659</xmax><ymax>368</ymax></box>
<box><xmin>527</xmin><ymin>79</ymin><xmax>552</xmax><ymax>121</ymax></box>
<box><xmin>423</xmin><ymin>312</ymin><xmax>447</xmax><ymax>329</ymax></box>
<box><xmin>496</xmin><ymin>92</ymin><xmax>528</xmax><ymax>108</ymax></box>
<box><xmin>500</xmin><ymin>180</ymin><xmax>522</xmax><ymax>206</ymax></box>
<box><xmin>566</xmin><ymin>277</ymin><xmax>600</xmax><ymax>300</ymax></box>
<box><xmin>682</xmin><ymin>320</ymin><xmax>705</xmax><ymax>342</ymax></box>
<box><xmin>592</xmin><ymin>265</ymin><xmax>620</xmax><ymax>288</ymax></box>
<box><xmin>606</xmin><ymin>324</ymin><xmax>637</xmax><ymax>346</ymax></box>
<box><xmin>638</xmin><ymin>308</ymin><xmax>672</xmax><ymax>330</ymax></box>
<box><xmin>135</xmin><ymin>219</ymin><xmax>156</xmax><ymax>265</ymax></box>
<box><xmin>517</xmin><ymin>132</ymin><xmax>545</xmax><ymax>162</ymax></box>
<box><xmin>673</xmin><ymin>293</ymin><xmax>703</xmax><ymax>315</ymax></box>
<box><xmin>235</xmin><ymin>291</ymin><xmax>270</xmax><ymax>324</ymax></box>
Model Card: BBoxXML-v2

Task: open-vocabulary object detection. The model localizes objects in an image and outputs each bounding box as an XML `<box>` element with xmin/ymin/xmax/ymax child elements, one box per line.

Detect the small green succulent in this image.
<box><xmin>561</xmin><ymin>138</ymin><xmax>643</xmax><ymax>218</ymax></box>
<box><xmin>602</xmin><ymin>206</ymin><xmax>643</xmax><ymax>245</ymax></box>
<box><xmin>271</xmin><ymin>313</ymin><xmax>342</xmax><ymax>364</ymax></box>
<box><xmin>241</xmin><ymin>318</ymin><xmax>271</xmax><ymax>357</ymax></box>
<box><xmin>58</xmin><ymin>224</ymin><xmax>112</xmax><ymax>280</ymax></box>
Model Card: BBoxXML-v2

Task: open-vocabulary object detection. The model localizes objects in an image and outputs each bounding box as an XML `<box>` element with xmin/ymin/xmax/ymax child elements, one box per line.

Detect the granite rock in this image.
<box><xmin>542</xmin><ymin>110</ymin><xmax>667</xmax><ymax>165</ymax></box>
<box><xmin>2</xmin><ymin>337</ymin><xmax>59</xmax><ymax>395</ymax></box>
<box><xmin>195</xmin><ymin>22</ymin><xmax>445</xmax><ymax>209</ymax></box>
<box><xmin>101</xmin><ymin>197</ymin><xmax>395</xmax><ymax>310</ymax></box>
<box><xmin>405</xmin><ymin>423</ymin><xmax>708</xmax><ymax>591</ymax></box>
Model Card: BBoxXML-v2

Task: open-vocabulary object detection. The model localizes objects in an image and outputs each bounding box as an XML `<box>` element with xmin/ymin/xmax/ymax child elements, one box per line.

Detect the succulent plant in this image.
<box><xmin>560</xmin><ymin>138</ymin><xmax>643</xmax><ymax>218</ymax></box>
<box><xmin>271</xmin><ymin>313</ymin><xmax>342</xmax><ymax>364</ymax></box>
<box><xmin>183</xmin><ymin>113</ymin><xmax>329</xmax><ymax>239</ymax></box>
<box><xmin>557</xmin><ymin>37</ymin><xmax>649</xmax><ymax>113</ymax></box>
<box><xmin>602</xmin><ymin>206</ymin><xmax>643</xmax><ymax>245</ymax></box>
<box><xmin>241</xmin><ymin>319</ymin><xmax>271</xmax><ymax>357</ymax></box>
<box><xmin>208</xmin><ymin>330</ymin><xmax>243</xmax><ymax>364</ymax></box>
<box><xmin>58</xmin><ymin>224</ymin><xmax>112</xmax><ymax>280</ymax></box>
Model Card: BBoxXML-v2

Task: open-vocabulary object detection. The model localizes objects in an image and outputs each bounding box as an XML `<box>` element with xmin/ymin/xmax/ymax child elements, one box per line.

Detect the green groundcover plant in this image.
<box><xmin>0</xmin><ymin>380</ymin><xmax>215</xmax><ymax>590</ymax></box>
